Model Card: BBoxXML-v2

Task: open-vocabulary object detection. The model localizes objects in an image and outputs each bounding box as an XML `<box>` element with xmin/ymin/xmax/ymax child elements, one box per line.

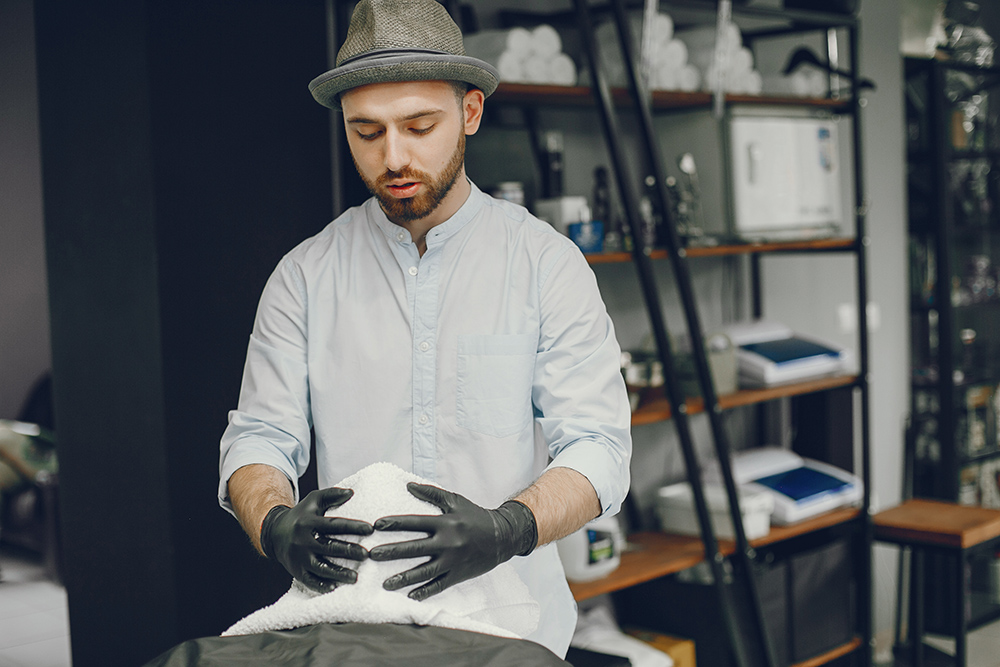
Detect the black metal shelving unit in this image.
<box><xmin>307</xmin><ymin>0</ymin><xmax>877</xmax><ymax>663</ymax></box>
<box><xmin>480</xmin><ymin>2</ymin><xmax>872</xmax><ymax>666</ymax></box>
<box><xmin>905</xmin><ymin>55</ymin><xmax>1000</xmax><ymax>639</ymax></box>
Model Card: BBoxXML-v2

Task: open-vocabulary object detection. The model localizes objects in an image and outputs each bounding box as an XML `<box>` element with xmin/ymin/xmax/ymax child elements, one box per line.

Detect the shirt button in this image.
<box><xmin>408</xmin><ymin>266</ymin><xmax>418</xmax><ymax>276</ymax></box>
<box><xmin>419</xmin><ymin>414</ymin><xmax>429</xmax><ymax>425</ymax></box>
<box><xmin>396</xmin><ymin>231</ymin><xmax>407</xmax><ymax>242</ymax></box>
<box><xmin>419</xmin><ymin>341</ymin><xmax>430</xmax><ymax>352</ymax></box>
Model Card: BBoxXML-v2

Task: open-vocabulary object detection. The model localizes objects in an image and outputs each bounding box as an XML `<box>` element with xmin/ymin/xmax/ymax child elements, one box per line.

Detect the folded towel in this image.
<box><xmin>572</xmin><ymin>603</ymin><xmax>673</xmax><ymax>667</ymax></box>
<box><xmin>223</xmin><ymin>462</ymin><xmax>540</xmax><ymax>640</ymax></box>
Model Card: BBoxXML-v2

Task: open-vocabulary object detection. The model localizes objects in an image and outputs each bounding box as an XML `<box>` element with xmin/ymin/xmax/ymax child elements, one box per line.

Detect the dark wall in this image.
<box><xmin>34</xmin><ymin>1</ymin><xmax>333</xmax><ymax>664</ymax></box>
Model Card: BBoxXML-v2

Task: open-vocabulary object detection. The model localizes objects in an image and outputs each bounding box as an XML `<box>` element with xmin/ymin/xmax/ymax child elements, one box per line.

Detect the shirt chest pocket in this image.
<box><xmin>456</xmin><ymin>334</ymin><xmax>537</xmax><ymax>439</ymax></box>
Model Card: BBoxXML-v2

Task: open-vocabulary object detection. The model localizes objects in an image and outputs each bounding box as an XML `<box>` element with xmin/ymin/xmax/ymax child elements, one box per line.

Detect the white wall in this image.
<box><xmin>853</xmin><ymin>1</ymin><xmax>908</xmax><ymax>659</ymax></box>
<box><xmin>0</xmin><ymin>0</ymin><xmax>51</xmax><ymax>419</ymax></box>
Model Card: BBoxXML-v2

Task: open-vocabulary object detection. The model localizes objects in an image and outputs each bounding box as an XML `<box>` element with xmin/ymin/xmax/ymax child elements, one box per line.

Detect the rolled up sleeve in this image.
<box><xmin>218</xmin><ymin>259</ymin><xmax>313</xmax><ymax>515</ymax></box>
<box><xmin>532</xmin><ymin>245</ymin><xmax>632</xmax><ymax>516</ymax></box>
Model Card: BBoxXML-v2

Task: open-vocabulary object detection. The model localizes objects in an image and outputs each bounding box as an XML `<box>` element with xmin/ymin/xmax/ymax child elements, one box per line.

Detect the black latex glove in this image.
<box><xmin>260</xmin><ymin>487</ymin><xmax>373</xmax><ymax>593</ymax></box>
<box><xmin>368</xmin><ymin>483</ymin><xmax>538</xmax><ymax>601</ymax></box>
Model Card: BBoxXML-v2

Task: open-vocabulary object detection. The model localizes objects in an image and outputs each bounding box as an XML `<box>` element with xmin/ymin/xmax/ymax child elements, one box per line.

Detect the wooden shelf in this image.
<box><xmin>570</xmin><ymin>508</ymin><xmax>863</xmax><ymax>601</ymax></box>
<box><xmin>586</xmin><ymin>237</ymin><xmax>857</xmax><ymax>264</ymax></box>
<box><xmin>630</xmin><ymin>374</ymin><xmax>859</xmax><ymax>427</ymax></box>
<box><xmin>741</xmin><ymin>507</ymin><xmax>862</xmax><ymax>549</ymax></box>
<box><xmin>568</xmin><ymin>531</ymin><xmax>718</xmax><ymax>601</ymax></box>
<box><xmin>791</xmin><ymin>636</ymin><xmax>863</xmax><ymax>667</ymax></box>
<box><xmin>491</xmin><ymin>82</ymin><xmax>852</xmax><ymax>112</ymax></box>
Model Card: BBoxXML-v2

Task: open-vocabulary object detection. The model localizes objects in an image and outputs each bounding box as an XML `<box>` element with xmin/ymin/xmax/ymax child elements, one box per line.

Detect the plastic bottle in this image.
<box><xmin>556</xmin><ymin>514</ymin><xmax>624</xmax><ymax>582</ymax></box>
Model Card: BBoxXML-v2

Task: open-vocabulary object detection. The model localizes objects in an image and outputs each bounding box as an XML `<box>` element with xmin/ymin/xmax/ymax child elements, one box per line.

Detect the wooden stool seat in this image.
<box><xmin>873</xmin><ymin>498</ymin><xmax>1000</xmax><ymax>549</ymax></box>
<box><xmin>873</xmin><ymin>498</ymin><xmax>1000</xmax><ymax>667</ymax></box>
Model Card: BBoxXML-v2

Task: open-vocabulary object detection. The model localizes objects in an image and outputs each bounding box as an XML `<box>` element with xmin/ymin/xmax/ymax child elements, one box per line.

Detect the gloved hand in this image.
<box><xmin>260</xmin><ymin>487</ymin><xmax>373</xmax><ymax>593</ymax></box>
<box><xmin>368</xmin><ymin>483</ymin><xmax>538</xmax><ymax>601</ymax></box>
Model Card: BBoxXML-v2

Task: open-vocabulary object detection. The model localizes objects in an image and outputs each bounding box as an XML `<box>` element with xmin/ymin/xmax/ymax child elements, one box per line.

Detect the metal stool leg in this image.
<box><xmin>912</xmin><ymin>548</ymin><xmax>925</xmax><ymax>667</ymax></box>
<box><xmin>955</xmin><ymin>550</ymin><xmax>967</xmax><ymax>667</ymax></box>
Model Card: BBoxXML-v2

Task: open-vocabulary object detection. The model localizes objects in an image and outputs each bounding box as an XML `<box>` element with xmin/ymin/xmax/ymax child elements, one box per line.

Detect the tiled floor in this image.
<box><xmin>1</xmin><ymin>543</ymin><xmax>1000</xmax><ymax>667</ymax></box>
<box><xmin>0</xmin><ymin>546</ymin><xmax>70</xmax><ymax>667</ymax></box>
<box><xmin>916</xmin><ymin>630</ymin><xmax>1000</xmax><ymax>667</ymax></box>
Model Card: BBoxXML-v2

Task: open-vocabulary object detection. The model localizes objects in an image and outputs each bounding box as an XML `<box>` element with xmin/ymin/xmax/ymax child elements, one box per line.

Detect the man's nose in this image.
<box><xmin>383</xmin><ymin>130</ymin><xmax>410</xmax><ymax>173</ymax></box>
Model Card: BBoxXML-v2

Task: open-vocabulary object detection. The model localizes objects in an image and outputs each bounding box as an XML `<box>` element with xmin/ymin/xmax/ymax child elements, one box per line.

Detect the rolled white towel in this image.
<box><xmin>678</xmin><ymin>64</ymin><xmax>701</xmax><ymax>92</ymax></box>
<box><xmin>531</xmin><ymin>24</ymin><xmax>562</xmax><ymax>59</ymax></box>
<box><xmin>523</xmin><ymin>54</ymin><xmax>551</xmax><ymax>83</ymax></box>
<box><xmin>675</xmin><ymin>22</ymin><xmax>741</xmax><ymax>55</ymax></box>
<box><xmin>497</xmin><ymin>50</ymin><xmax>526</xmax><ymax>82</ymax></box>
<box><xmin>725</xmin><ymin>61</ymin><xmax>753</xmax><ymax>90</ymax></box>
<box><xmin>548</xmin><ymin>53</ymin><xmax>578</xmax><ymax>86</ymax></box>
<box><xmin>464</xmin><ymin>28</ymin><xmax>532</xmax><ymax>66</ymax></box>
<box><xmin>728</xmin><ymin>71</ymin><xmax>751</xmax><ymax>94</ymax></box>
<box><xmin>648</xmin><ymin>11</ymin><xmax>674</xmax><ymax>44</ymax></box>
<box><xmin>603</xmin><ymin>11</ymin><xmax>675</xmax><ymax>48</ymax></box>
<box><xmin>660</xmin><ymin>38</ymin><xmax>688</xmax><ymax>69</ymax></box>
<box><xmin>703</xmin><ymin>61</ymin><xmax>761</xmax><ymax>94</ymax></box>
<box><xmin>641</xmin><ymin>12</ymin><xmax>675</xmax><ymax>66</ymax></box>
<box><xmin>704</xmin><ymin>62</ymin><xmax>741</xmax><ymax>93</ymax></box>
<box><xmin>594</xmin><ymin>13</ymin><xmax>678</xmax><ymax>87</ymax></box>
<box><xmin>786</xmin><ymin>68</ymin><xmax>827</xmax><ymax>96</ymax></box>
<box><xmin>677</xmin><ymin>23</ymin><xmax>742</xmax><ymax>81</ymax></box>
<box><xmin>730</xmin><ymin>46</ymin><xmax>754</xmax><ymax>75</ymax></box>
<box><xmin>652</xmin><ymin>65</ymin><xmax>679</xmax><ymax>91</ymax></box>
<box><xmin>508</xmin><ymin>26</ymin><xmax>533</xmax><ymax>54</ymax></box>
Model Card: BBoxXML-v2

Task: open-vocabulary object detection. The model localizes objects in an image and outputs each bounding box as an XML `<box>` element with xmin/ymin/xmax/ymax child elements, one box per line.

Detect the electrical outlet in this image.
<box><xmin>838</xmin><ymin>302</ymin><xmax>880</xmax><ymax>333</ymax></box>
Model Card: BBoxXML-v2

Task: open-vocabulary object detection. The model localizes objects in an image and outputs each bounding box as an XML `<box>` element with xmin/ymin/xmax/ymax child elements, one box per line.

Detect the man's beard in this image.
<box><xmin>359</xmin><ymin>132</ymin><xmax>466</xmax><ymax>223</ymax></box>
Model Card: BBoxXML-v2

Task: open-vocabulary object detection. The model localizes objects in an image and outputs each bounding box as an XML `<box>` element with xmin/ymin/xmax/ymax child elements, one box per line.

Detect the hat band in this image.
<box><xmin>339</xmin><ymin>47</ymin><xmax>454</xmax><ymax>68</ymax></box>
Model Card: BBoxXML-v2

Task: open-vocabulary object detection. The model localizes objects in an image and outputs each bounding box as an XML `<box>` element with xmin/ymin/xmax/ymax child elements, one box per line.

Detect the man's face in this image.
<box><xmin>341</xmin><ymin>80</ymin><xmax>483</xmax><ymax>227</ymax></box>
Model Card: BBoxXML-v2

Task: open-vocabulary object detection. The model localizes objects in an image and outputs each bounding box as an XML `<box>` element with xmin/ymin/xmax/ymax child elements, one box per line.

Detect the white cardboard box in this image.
<box><xmin>656</xmin><ymin>481</ymin><xmax>774</xmax><ymax>540</ymax></box>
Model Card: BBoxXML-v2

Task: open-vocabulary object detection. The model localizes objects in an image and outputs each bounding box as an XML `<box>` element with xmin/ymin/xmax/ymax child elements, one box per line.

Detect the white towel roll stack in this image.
<box><xmin>465</xmin><ymin>24</ymin><xmax>578</xmax><ymax>86</ymax></box>
<box><xmin>675</xmin><ymin>21</ymin><xmax>764</xmax><ymax>95</ymax></box>
<box><xmin>594</xmin><ymin>11</ymin><xmax>713</xmax><ymax>92</ymax></box>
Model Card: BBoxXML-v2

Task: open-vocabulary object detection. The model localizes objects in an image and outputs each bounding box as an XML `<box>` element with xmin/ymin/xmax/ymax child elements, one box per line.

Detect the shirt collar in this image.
<box><xmin>368</xmin><ymin>179</ymin><xmax>485</xmax><ymax>247</ymax></box>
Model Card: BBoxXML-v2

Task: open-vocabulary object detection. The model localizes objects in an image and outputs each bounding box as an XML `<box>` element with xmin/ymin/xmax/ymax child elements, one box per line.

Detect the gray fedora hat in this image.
<box><xmin>309</xmin><ymin>0</ymin><xmax>500</xmax><ymax>110</ymax></box>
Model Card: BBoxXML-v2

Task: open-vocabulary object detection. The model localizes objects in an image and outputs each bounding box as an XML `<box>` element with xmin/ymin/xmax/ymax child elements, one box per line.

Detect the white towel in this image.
<box><xmin>548</xmin><ymin>53</ymin><xmax>578</xmax><ymax>86</ymax></box>
<box><xmin>497</xmin><ymin>50</ymin><xmax>526</xmax><ymax>83</ymax></box>
<box><xmin>571</xmin><ymin>604</ymin><xmax>672</xmax><ymax>667</ymax></box>
<box><xmin>523</xmin><ymin>55</ymin><xmax>551</xmax><ymax>84</ymax></box>
<box><xmin>464</xmin><ymin>28</ymin><xmax>532</xmax><ymax>68</ymax></box>
<box><xmin>223</xmin><ymin>462</ymin><xmax>540</xmax><ymax>639</ymax></box>
<box><xmin>530</xmin><ymin>24</ymin><xmax>563</xmax><ymax>59</ymax></box>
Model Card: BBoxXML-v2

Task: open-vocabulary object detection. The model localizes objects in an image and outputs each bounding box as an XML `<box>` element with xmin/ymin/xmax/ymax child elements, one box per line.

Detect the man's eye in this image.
<box><xmin>358</xmin><ymin>130</ymin><xmax>381</xmax><ymax>140</ymax></box>
<box><xmin>411</xmin><ymin>126</ymin><xmax>434</xmax><ymax>135</ymax></box>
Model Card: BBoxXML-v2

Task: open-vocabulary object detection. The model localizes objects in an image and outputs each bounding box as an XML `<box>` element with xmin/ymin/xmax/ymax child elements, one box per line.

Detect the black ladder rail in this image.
<box><xmin>848</xmin><ymin>20</ymin><xmax>874</xmax><ymax>666</ymax></box>
<box><xmin>570</xmin><ymin>2</ymin><xmax>752</xmax><ymax>666</ymax></box>
<box><xmin>603</xmin><ymin>1</ymin><xmax>779</xmax><ymax>666</ymax></box>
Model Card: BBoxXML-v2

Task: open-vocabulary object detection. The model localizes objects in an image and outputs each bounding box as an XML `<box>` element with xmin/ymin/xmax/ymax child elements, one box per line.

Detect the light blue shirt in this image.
<box><xmin>218</xmin><ymin>181</ymin><xmax>632</xmax><ymax>656</ymax></box>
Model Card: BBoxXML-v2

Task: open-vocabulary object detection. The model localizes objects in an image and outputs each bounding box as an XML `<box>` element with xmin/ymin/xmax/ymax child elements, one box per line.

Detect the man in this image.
<box><xmin>218</xmin><ymin>0</ymin><xmax>631</xmax><ymax>657</ymax></box>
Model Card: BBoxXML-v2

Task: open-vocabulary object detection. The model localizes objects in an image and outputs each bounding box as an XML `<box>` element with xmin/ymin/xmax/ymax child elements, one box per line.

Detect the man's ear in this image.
<box><xmin>463</xmin><ymin>88</ymin><xmax>485</xmax><ymax>136</ymax></box>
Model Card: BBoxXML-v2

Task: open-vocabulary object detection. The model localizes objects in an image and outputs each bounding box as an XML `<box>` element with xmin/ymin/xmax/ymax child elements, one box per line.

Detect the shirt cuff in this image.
<box><xmin>218</xmin><ymin>439</ymin><xmax>300</xmax><ymax>516</ymax></box>
<box><xmin>545</xmin><ymin>438</ymin><xmax>630</xmax><ymax>517</ymax></box>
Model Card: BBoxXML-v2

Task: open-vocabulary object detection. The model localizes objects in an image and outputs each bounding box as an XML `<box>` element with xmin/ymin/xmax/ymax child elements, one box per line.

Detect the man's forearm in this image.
<box><xmin>514</xmin><ymin>467</ymin><xmax>601</xmax><ymax>546</ymax></box>
<box><xmin>228</xmin><ymin>464</ymin><xmax>295</xmax><ymax>555</ymax></box>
